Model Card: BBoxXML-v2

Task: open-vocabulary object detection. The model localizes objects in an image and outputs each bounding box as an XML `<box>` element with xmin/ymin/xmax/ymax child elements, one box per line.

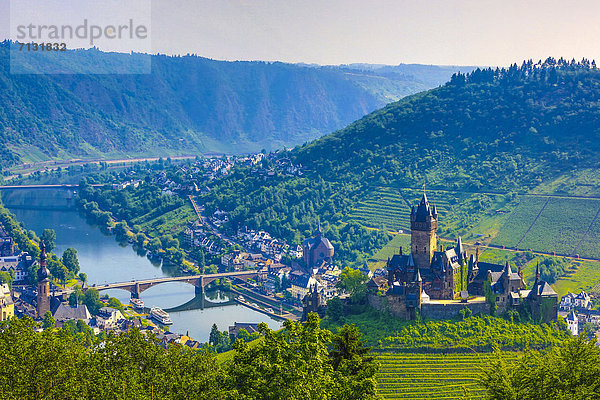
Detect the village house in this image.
<box><xmin>52</xmin><ymin>303</ymin><xmax>92</xmax><ymax>326</ymax></box>
<box><xmin>560</xmin><ymin>291</ymin><xmax>591</xmax><ymax>310</ymax></box>
<box><xmin>0</xmin><ymin>283</ymin><xmax>14</xmax><ymax>321</ymax></box>
<box><xmin>289</xmin><ymin>272</ymin><xmax>322</xmax><ymax>300</ymax></box>
<box><xmin>565</xmin><ymin>310</ymin><xmax>578</xmax><ymax>336</ymax></box>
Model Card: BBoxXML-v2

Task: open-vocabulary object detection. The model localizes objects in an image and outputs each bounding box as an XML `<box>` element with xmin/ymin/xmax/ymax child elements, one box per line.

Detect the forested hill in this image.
<box><xmin>0</xmin><ymin>41</ymin><xmax>470</xmax><ymax>168</ymax></box>
<box><xmin>294</xmin><ymin>58</ymin><xmax>600</xmax><ymax>193</ymax></box>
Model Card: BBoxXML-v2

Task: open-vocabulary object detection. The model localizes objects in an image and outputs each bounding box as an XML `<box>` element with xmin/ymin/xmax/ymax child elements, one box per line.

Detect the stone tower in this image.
<box><xmin>410</xmin><ymin>193</ymin><xmax>438</xmax><ymax>270</ymax></box>
<box><xmin>36</xmin><ymin>243</ymin><xmax>51</xmax><ymax>318</ymax></box>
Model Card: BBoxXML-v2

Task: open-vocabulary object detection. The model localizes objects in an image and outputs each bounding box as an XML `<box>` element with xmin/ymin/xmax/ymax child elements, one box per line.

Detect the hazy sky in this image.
<box><xmin>2</xmin><ymin>0</ymin><xmax>600</xmax><ymax>67</ymax></box>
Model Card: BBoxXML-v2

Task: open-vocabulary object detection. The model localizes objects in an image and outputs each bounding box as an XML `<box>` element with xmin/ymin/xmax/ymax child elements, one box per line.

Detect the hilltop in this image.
<box><xmin>0</xmin><ymin>42</ymin><xmax>471</xmax><ymax>169</ymax></box>
<box><xmin>295</xmin><ymin>58</ymin><xmax>600</xmax><ymax>193</ymax></box>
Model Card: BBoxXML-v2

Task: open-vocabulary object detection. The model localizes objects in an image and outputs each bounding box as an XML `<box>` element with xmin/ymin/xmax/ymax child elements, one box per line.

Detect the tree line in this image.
<box><xmin>0</xmin><ymin>314</ymin><xmax>380</xmax><ymax>400</ymax></box>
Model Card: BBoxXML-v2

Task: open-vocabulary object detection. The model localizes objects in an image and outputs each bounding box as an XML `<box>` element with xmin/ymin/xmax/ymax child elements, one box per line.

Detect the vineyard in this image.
<box><xmin>348</xmin><ymin>188</ymin><xmax>412</xmax><ymax>231</ymax></box>
<box><xmin>376</xmin><ymin>352</ymin><xmax>519</xmax><ymax>400</ymax></box>
<box><xmin>348</xmin><ymin>187</ymin><xmax>511</xmax><ymax>239</ymax></box>
<box><xmin>492</xmin><ymin>196</ymin><xmax>600</xmax><ymax>259</ymax></box>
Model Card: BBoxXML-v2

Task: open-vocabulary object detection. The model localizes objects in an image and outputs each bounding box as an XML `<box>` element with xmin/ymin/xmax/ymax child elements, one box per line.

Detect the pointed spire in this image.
<box><xmin>37</xmin><ymin>242</ymin><xmax>50</xmax><ymax>281</ymax></box>
<box><xmin>40</xmin><ymin>241</ymin><xmax>47</xmax><ymax>267</ymax></box>
<box><xmin>456</xmin><ymin>236</ymin><xmax>464</xmax><ymax>255</ymax></box>
<box><xmin>414</xmin><ymin>267</ymin><xmax>422</xmax><ymax>282</ymax></box>
<box><xmin>475</xmin><ymin>247</ymin><xmax>480</xmax><ymax>263</ymax></box>
<box><xmin>407</xmin><ymin>252</ymin><xmax>415</xmax><ymax>267</ymax></box>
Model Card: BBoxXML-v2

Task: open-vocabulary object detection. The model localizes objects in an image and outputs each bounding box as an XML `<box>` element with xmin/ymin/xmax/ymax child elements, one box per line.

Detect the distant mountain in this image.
<box><xmin>0</xmin><ymin>42</ymin><xmax>472</xmax><ymax>168</ymax></box>
<box><xmin>295</xmin><ymin>58</ymin><xmax>600</xmax><ymax>193</ymax></box>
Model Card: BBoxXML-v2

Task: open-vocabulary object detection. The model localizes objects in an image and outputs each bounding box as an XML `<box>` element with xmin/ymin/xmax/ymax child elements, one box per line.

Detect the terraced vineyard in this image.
<box><xmin>492</xmin><ymin>196</ymin><xmax>600</xmax><ymax>259</ymax></box>
<box><xmin>376</xmin><ymin>352</ymin><xmax>519</xmax><ymax>400</ymax></box>
<box><xmin>347</xmin><ymin>188</ymin><xmax>458</xmax><ymax>232</ymax></box>
<box><xmin>347</xmin><ymin>188</ymin><xmax>412</xmax><ymax>231</ymax></box>
<box><xmin>490</xmin><ymin>196</ymin><xmax>549</xmax><ymax>248</ymax></box>
<box><xmin>518</xmin><ymin>197</ymin><xmax>600</xmax><ymax>256</ymax></box>
<box><xmin>349</xmin><ymin>187</ymin><xmax>510</xmax><ymax>240</ymax></box>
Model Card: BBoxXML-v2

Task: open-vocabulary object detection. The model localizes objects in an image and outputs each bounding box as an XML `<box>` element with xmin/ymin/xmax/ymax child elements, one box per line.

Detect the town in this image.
<box><xmin>2</xmin><ymin>178</ymin><xmax>597</xmax><ymax>351</ymax></box>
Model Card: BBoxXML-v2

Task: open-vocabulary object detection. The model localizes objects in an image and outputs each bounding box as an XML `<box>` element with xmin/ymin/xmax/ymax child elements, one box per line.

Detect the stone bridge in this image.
<box><xmin>86</xmin><ymin>270</ymin><xmax>261</xmax><ymax>298</ymax></box>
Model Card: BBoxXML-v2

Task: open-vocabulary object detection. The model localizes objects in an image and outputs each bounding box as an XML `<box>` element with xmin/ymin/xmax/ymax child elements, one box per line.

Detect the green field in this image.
<box><xmin>551</xmin><ymin>260</ymin><xmax>600</xmax><ymax>297</ymax></box>
<box><xmin>132</xmin><ymin>203</ymin><xmax>196</xmax><ymax>238</ymax></box>
<box><xmin>531</xmin><ymin>168</ymin><xmax>600</xmax><ymax>197</ymax></box>
<box><xmin>376</xmin><ymin>352</ymin><xmax>519</xmax><ymax>400</ymax></box>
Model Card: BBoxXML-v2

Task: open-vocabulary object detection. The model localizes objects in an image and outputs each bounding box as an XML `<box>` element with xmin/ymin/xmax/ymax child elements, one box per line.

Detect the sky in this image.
<box><xmin>2</xmin><ymin>0</ymin><xmax>600</xmax><ymax>67</ymax></box>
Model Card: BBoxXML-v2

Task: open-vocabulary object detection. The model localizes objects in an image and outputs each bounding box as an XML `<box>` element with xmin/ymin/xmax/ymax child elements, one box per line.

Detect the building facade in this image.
<box><xmin>0</xmin><ymin>283</ymin><xmax>14</xmax><ymax>321</ymax></box>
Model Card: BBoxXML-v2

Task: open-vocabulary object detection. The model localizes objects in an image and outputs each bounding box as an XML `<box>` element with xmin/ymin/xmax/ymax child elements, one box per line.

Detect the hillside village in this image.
<box><xmin>4</xmin><ymin>184</ymin><xmax>599</xmax><ymax>342</ymax></box>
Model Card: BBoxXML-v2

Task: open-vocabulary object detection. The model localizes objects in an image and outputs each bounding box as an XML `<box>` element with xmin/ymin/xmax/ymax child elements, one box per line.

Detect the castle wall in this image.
<box><xmin>367</xmin><ymin>293</ymin><xmax>413</xmax><ymax>320</ymax></box>
<box><xmin>368</xmin><ymin>293</ymin><xmax>490</xmax><ymax>320</ymax></box>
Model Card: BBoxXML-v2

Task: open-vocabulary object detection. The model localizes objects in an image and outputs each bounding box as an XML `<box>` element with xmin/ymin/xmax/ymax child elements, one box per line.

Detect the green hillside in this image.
<box><xmin>199</xmin><ymin>59</ymin><xmax>600</xmax><ymax>270</ymax></box>
<box><xmin>0</xmin><ymin>41</ymin><xmax>469</xmax><ymax>169</ymax></box>
<box><xmin>295</xmin><ymin>58</ymin><xmax>600</xmax><ymax>193</ymax></box>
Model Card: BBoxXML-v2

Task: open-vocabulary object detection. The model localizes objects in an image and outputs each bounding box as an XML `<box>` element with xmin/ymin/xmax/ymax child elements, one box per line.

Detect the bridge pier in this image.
<box><xmin>195</xmin><ymin>276</ymin><xmax>205</xmax><ymax>296</ymax></box>
<box><xmin>131</xmin><ymin>283</ymin><xmax>141</xmax><ymax>299</ymax></box>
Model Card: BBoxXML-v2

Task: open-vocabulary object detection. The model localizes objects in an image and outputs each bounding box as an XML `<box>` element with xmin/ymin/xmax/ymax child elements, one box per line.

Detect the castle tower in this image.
<box><xmin>410</xmin><ymin>193</ymin><xmax>438</xmax><ymax>270</ymax></box>
<box><xmin>36</xmin><ymin>243</ymin><xmax>51</xmax><ymax>318</ymax></box>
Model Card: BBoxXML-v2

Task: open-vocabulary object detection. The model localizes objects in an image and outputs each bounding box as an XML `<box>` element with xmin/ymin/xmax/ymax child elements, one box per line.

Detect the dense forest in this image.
<box><xmin>0</xmin><ymin>41</ymin><xmax>467</xmax><ymax>169</ymax></box>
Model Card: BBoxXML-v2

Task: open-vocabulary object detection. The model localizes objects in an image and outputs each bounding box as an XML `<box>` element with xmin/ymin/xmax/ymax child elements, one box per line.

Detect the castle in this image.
<box><xmin>376</xmin><ymin>193</ymin><xmax>558</xmax><ymax>322</ymax></box>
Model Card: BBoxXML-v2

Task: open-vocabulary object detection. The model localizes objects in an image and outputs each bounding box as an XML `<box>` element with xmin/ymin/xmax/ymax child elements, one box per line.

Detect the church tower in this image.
<box><xmin>410</xmin><ymin>193</ymin><xmax>438</xmax><ymax>270</ymax></box>
<box><xmin>36</xmin><ymin>243</ymin><xmax>51</xmax><ymax>318</ymax></box>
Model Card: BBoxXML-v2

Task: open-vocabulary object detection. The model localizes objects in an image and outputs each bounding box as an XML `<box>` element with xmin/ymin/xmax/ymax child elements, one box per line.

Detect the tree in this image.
<box><xmin>209</xmin><ymin>323</ymin><xmax>221</xmax><ymax>346</ymax></box>
<box><xmin>113</xmin><ymin>222</ymin><xmax>129</xmax><ymax>239</ymax></box>
<box><xmin>336</xmin><ymin>267</ymin><xmax>367</xmax><ymax>299</ymax></box>
<box><xmin>42</xmin><ymin>311</ymin><xmax>55</xmax><ymax>330</ymax></box>
<box><xmin>227</xmin><ymin>313</ymin><xmax>380</xmax><ymax>399</ymax></box>
<box><xmin>136</xmin><ymin>232</ymin><xmax>146</xmax><ymax>247</ymax></box>
<box><xmin>62</xmin><ymin>248</ymin><xmax>80</xmax><ymax>277</ymax></box>
<box><xmin>0</xmin><ymin>271</ymin><xmax>14</xmax><ymax>288</ymax></box>
<box><xmin>480</xmin><ymin>335</ymin><xmax>600</xmax><ymax>399</ymax></box>
<box><xmin>326</xmin><ymin>296</ymin><xmax>344</xmax><ymax>322</ymax></box>
<box><xmin>83</xmin><ymin>288</ymin><xmax>102</xmax><ymax>314</ymax></box>
<box><xmin>78</xmin><ymin>272</ymin><xmax>87</xmax><ymax>283</ymax></box>
<box><xmin>40</xmin><ymin>229</ymin><xmax>56</xmax><ymax>253</ymax></box>
<box><xmin>330</xmin><ymin>324</ymin><xmax>374</xmax><ymax>370</ymax></box>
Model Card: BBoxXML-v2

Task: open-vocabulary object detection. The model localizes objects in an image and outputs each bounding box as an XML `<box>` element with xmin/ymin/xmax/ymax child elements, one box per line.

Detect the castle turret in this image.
<box><xmin>410</xmin><ymin>193</ymin><xmax>438</xmax><ymax>270</ymax></box>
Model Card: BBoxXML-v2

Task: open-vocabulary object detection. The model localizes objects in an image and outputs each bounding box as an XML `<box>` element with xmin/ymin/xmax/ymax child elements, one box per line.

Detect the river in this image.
<box><xmin>0</xmin><ymin>188</ymin><xmax>282</xmax><ymax>342</ymax></box>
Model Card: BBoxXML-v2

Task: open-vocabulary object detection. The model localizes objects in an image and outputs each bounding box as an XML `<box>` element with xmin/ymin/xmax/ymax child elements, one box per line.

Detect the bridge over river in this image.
<box><xmin>69</xmin><ymin>270</ymin><xmax>262</xmax><ymax>298</ymax></box>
